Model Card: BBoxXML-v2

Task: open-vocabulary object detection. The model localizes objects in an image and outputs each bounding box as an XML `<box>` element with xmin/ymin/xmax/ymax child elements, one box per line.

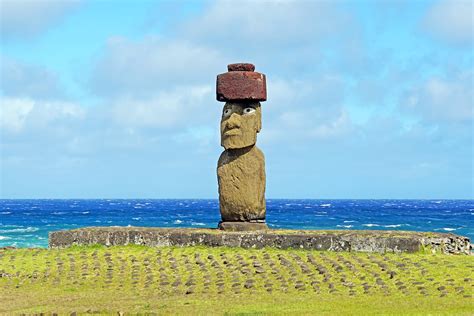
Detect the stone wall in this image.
<box><xmin>49</xmin><ymin>227</ymin><xmax>472</xmax><ymax>255</ymax></box>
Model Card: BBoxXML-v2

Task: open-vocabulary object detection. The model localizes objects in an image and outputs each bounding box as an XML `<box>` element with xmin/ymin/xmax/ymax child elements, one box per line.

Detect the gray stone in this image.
<box><xmin>49</xmin><ymin>227</ymin><xmax>471</xmax><ymax>255</ymax></box>
<box><xmin>218</xmin><ymin>221</ymin><xmax>268</xmax><ymax>232</ymax></box>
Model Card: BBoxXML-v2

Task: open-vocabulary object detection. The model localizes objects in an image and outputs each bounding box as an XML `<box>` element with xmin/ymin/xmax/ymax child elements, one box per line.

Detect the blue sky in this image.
<box><xmin>0</xmin><ymin>0</ymin><xmax>472</xmax><ymax>199</ymax></box>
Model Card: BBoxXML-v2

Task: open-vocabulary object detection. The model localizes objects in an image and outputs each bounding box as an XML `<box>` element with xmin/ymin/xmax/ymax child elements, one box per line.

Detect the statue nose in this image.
<box><xmin>226</xmin><ymin>113</ymin><xmax>241</xmax><ymax>129</ymax></box>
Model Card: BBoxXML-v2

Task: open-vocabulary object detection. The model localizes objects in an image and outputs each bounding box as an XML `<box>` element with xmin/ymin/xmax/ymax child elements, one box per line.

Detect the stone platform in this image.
<box><xmin>218</xmin><ymin>221</ymin><xmax>268</xmax><ymax>231</ymax></box>
<box><xmin>49</xmin><ymin>227</ymin><xmax>472</xmax><ymax>255</ymax></box>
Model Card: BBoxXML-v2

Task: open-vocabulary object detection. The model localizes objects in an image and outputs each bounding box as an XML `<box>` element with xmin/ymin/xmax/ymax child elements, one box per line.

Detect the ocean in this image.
<box><xmin>0</xmin><ymin>199</ymin><xmax>473</xmax><ymax>248</ymax></box>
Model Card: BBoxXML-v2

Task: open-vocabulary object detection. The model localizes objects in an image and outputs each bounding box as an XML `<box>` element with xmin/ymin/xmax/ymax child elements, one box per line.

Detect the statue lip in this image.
<box><xmin>223</xmin><ymin>128</ymin><xmax>241</xmax><ymax>136</ymax></box>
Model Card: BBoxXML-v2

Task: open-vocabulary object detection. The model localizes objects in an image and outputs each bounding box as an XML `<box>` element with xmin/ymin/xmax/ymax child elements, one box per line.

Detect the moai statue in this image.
<box><xmin>216</xmin><ymin>63</ymin><xmax>268</xmax><ymax>231</ymax></box>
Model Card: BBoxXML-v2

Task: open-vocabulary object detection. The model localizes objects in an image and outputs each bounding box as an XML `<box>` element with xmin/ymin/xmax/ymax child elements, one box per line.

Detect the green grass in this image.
<box><xmin>1</xmin><ymin>245</ymin><xmax>472</xmax><ymax>315</ymax></box>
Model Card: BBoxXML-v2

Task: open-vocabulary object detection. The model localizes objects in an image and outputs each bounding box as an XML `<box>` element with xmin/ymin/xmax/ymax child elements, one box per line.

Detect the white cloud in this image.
<box><xmin>0</xmin><ymin>97</ymin><xmax>85</xmax><ymax>133</ymax></box>
<box><xmin>264</xmin><ymin>108</ymin><xmax>353</xmax><ymax>143</ymax></box>
<box><xmin>90</xmin><ymin>36</ymin><xmax>224</xmax><ymax>97</ymax></box>
<box><xmin>0</xmin><ymin>98</ymin><xmax>34</xmax><ymax>132</ymax></box>
<box><xmin>422</xmin><ymin>0</ymin><xmax>473</xmax><ymax>44</ymax></box>
<box><xmin>179</xmin><ymin>1</ymin><xmax>351</xmax><ymax>48</ymax></box>
<box><xmin>268</xmin><ymin>75</ymin><xmax>346</xmax><ymax>112</ymax></box>
<box><xmin>172</xmin><ymin>0</ymin><xmax>359</xmax><ymax>75</ymax></box>
<box><xmin>309</xmin><ymin>110</ymin><xmax>352</xmax><ymax>139</ymax></box>
<box><xmin>401</xmin><ymin>72</ymin><xmax>473</xmax><ymax>123</ymax></box>
<box><xmin>110</xmin><ymin>85</ymin><xmax>213</xmax><ymax>129</ymax></box>
<box><xmin>0</xmin><ymin>0</ymin><xmax>80</xmax><ymax>39</ymax></box>
<box><xmin>0</xmin><ymin>55</ymin><xmax>63</xmax><ymax>99</ymax></box>
<box><xmin>260</xmin><ymin>76</ymin><xmax>353</xmax><ymax>143</ymax></box>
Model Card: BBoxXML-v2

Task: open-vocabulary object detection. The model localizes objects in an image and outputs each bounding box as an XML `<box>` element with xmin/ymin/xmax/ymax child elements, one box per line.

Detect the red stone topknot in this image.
<box><xmin>216</xmin><ymin>63</ymin><xmax>267</xmax><ymax>102</ymax></box>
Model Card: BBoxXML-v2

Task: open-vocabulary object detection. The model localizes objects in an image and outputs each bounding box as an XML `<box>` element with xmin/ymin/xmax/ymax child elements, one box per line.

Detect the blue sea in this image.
<box><xmin>0</xmin><ymin>199</ymin><xmax>473</xmax><ymax>248</ymax></box>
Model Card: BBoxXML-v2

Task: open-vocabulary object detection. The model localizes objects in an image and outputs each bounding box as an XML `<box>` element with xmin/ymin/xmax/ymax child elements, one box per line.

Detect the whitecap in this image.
<box><xmin>174</xmin><ymin>220</ymin><xmax>183</xmax><ymax>224</ymax></box>
<box><xmin>337</xmin><ymin>225</ymin><xmax>353</xmax><ymax>228</ymax></box>
<box><xmin>82</xmin><ymin>211</ymin><xmax>90</xmax><ymax>214</ymax></box>
<box><xmin>320</xmin><ymin>204</ymin><xmax>331</xmax><ymax>207</ymax></box>
<box><xmin>132</xmin><ymin>217</ymin><xmax>141</xmax><ymax>221</ymax></box>
<box><xmin>0</xmin><ymin>212</ymin><xmax>11</xmax><ymax>215</ymax></box>
<box><xmin>442</xmin><ymin>228</ymin><xmax>456</xmax><ymax>231</ymax></box>
<box><xmin>363</xmin><ymin>224</ymin><xmax>380</xmax><ymax>227</ymax></box>
<box><xmin>343</xmin><ymin>220</ymin><xmax>355</xmax><ymax>223</ymax></box>
<box><xmin>0</xmin><ymin>227</ymin><xmax>39</xmax><ymax>233</ymax></box>
<box><xmin>384</xmin><ymin>224</ymin><xmax>402</xmax><ymax>228</ymax></box>
<box><xmin>52</xmin><ymin>212</ymin><xmax>67</xmax><ymax>215</ymax></box>
<box><xmin>0</xmin><ymin>236</ymin><xmax>11</xmax><ymax>240</ymax></box>
<box><xmin>191</xmin><ymin>222</ymin><xmax>205</xmax><ymax>226</ymax></box>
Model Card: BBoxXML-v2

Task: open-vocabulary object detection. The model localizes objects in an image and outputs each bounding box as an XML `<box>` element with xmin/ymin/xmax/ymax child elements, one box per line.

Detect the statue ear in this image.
<box><xmin>256</xmin><ymin>106</ymin><xmax>262</xmax><ymax>133</ymax></box>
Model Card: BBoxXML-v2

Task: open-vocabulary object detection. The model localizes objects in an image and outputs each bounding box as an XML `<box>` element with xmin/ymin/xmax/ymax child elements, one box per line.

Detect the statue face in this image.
<box><xmin>220</xmin><ymin>102</ymin><xmax>261</xmax><ymax>149</ymax></box>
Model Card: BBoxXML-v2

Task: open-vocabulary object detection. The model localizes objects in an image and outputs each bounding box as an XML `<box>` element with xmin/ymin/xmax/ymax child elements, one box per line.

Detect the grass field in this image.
<box><xmin>1</xmin><ymin>245</ymin><xmax>472</xmax><ymax>315</ymax></box>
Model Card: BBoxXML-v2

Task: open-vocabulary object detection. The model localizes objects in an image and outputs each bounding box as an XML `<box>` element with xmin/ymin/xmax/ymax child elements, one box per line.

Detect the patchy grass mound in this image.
<box><xmin>0</xmin><ymin>245</ymin><xmax>472</xmax><ymax>315</ymax></box>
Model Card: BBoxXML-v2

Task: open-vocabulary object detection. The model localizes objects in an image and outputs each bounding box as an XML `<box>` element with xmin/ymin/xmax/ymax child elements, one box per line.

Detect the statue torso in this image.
<box><xmin>217</xmin><ymin>146</ymin><xmax>266</xmax><ymax>221</ymax></box>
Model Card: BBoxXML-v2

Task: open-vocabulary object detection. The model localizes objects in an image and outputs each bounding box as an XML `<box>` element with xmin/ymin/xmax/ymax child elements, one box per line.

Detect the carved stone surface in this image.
<box><xmin>217</xmin><ymin>221</ymin><xmax>268</xmax><ymax>231</ymax></box>
<box><xmin>216</xmin><ymin>66</ymin><xmax>266</xmax><ymax>101</ymax></box>
<box><xmin>227</xmin><ymin>63</ymin><xmax>255</xmax><ymax>72</ymax></box>
<box><xmin>220</xmin><ymin>102</ymin><xmax>262</xmax><ymax>149</ymax></box>
<box><xmin>49</xmin><ymin>227</ymin><xmax>473</xmax><ymax>255</ymax></box>
<box><xmin>217</xmin><ymin>145</ymin><xmax>265</xmax><ymax>222</ymax></box>
<box><xmin>216</xmin><ymin>64</ymin><xmax>267</xmax><ymax>230</ymax></box>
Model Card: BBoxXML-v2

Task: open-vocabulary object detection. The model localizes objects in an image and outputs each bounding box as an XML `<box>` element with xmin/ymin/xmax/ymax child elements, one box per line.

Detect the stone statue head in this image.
<box><xmin>220</xmin><ymin>102</ymin><xmax>262</xmax><ymax>150</ymax></box>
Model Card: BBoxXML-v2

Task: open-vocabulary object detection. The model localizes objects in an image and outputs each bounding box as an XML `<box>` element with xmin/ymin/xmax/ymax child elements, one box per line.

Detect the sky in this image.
<box><xmin>0</xmin><ymin>0</ymin><xmax>472</xmax><ymax>199</ymax></box>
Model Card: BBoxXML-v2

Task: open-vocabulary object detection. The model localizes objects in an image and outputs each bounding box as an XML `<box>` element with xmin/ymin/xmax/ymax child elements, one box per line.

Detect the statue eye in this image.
<box><xmin>223</xmin><ymin>108</ymin><xmax>232</xmax><ymax>117</ymax></box>
<box><xmin>243</xmin><ymin>107</ymin><xmax>256</xmax><ymax>115</ymax></box>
